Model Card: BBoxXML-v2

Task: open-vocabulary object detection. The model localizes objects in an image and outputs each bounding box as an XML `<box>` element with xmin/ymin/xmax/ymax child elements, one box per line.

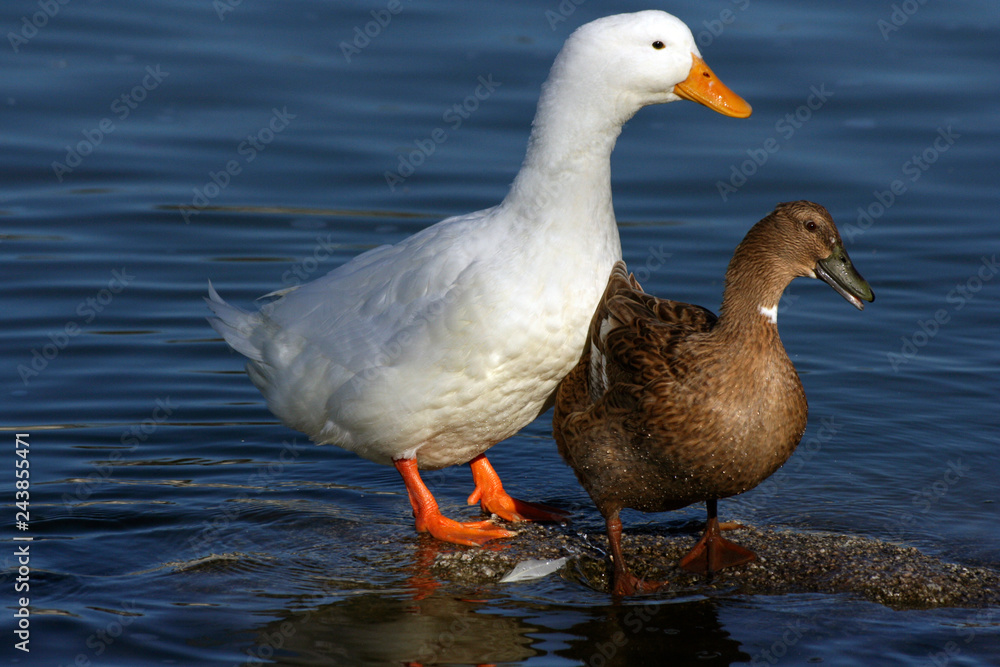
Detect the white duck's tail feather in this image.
<box><xmin>205</xmin><ymin>281</ymin><xmax>266</xmax><ymax>363</ymax></box>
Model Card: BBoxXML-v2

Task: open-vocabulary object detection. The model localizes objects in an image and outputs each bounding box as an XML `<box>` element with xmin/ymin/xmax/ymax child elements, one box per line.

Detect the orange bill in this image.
<box><xmin>673</xmin><ymin>54</ymin><xmax>752</xmax><ymax>118</ymax></box>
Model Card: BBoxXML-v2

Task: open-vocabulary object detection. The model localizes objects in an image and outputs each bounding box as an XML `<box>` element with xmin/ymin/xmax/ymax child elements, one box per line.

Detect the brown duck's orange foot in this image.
<box><xmin>679</xmin><ymin>521</ymin><xmax>756</xmax><ymax>576</ymax></box>
<box><xmin>611</xmin><ymin>572</ymin><xmax>667</xmax><ymax>598</ymax></box>
<box><xmin>468</xmin><ymin>454</ymin><xmax>570</xmax><ymax>523</ymax></box>
<box><xmin>394</xmin><ymin>457</ymin><xmax>514</xmax><ymax>547</ymax></box>
<box><xmin>718</xmin><ymin>520</ymin><xmax>747</xmax><ymax>531</ymax></box>
<box><xmin>604</xmin><ymin>511</ymin><xmax>668</xmax><ymax>597</ymax></box>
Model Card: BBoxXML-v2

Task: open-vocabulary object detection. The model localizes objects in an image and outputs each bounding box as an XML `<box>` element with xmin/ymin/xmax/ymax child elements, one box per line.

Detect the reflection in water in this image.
<box><xmin>242</xmin><ymin>592</ymin><xmax>537</xmax><ymax>665</ymax></box>
<box><xmin>557</xmin><ymin>599</ymin><xmax>750</xmax><ymax>667</ymax></box>
<box><xmin>239</xmin><ymin>591</ymin><xmax>751</xmax><ymax>666</ymax></box>
<box><xmin>231</xmin><ymin>536</ymin><xmax>749</xmax><ymax>666</ymax></box>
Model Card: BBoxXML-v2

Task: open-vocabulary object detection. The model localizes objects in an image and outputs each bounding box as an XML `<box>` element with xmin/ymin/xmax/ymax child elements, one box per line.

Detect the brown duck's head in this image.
<box><xmin>765</xmin><ymin>201</ymin><xmax>875</xmax><ymax>310</ymax></box>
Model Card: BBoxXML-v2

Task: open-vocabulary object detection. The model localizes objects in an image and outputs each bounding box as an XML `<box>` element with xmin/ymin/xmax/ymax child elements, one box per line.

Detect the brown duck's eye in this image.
<box><xmin>805</xmin><ymin>220</ymin><xmax>818</xmax><ymax>232</ymax></box>
<box><xmin>652</xmin><ymin>41</ymin><xmax>665</xmax><ymax>50</ymax></box>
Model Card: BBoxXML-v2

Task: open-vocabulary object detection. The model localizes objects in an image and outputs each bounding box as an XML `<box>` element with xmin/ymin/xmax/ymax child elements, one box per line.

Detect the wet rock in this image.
<box><xmin>430</xmin><ymin>522</ymin><xmax>1000</xmax><ymax>609</ymax></box>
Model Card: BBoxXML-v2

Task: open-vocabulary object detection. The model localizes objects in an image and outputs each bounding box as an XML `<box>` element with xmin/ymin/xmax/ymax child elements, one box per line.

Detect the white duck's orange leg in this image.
<box><xmin>394</xmin><ymin>458</ymin><xmax>513</xmax><ymax>547</ymax></box>
<box><xmin>467</xmin><ymin>454</ymin><xmax>570</xmax><ymax>523</ymax></box>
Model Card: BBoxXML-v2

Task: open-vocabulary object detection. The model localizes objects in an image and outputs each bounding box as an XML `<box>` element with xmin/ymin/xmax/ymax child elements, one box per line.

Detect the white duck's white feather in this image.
<box><xmin>207</xmin><ymin>11</ymin><xmax>705</xmax><ymax>469</ymax></box>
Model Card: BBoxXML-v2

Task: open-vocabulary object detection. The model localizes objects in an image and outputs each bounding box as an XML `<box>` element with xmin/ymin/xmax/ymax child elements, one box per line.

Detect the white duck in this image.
<box><xmin>207</xmin><ymin>10</ymin><xmax>751</xmax><ymax>547</ymax></box>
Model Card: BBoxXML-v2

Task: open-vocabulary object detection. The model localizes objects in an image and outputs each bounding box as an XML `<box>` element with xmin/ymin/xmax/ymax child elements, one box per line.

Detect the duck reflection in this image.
<box><xmin>241</xmin><ymin>589</ymin><xmax>749</xmax><ymax>665</ymax></box>
<box><xmin>239</xmin><ymin>589</ymin><xmax>536</xmax><ymax>665</ymax></box>
<box><xmin>556</xmin><ymin>599</ymin><xmax>750</xmax><ymax>666</ymax></box>
<box><xmin>237</xmin><ymin>533</ymin><xmax>751</xmax><ymax>667</ymax></box>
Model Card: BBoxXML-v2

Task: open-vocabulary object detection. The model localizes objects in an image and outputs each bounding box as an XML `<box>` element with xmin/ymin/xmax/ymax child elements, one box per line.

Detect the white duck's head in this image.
<box><xmin>510</xmin><ymin>11</ymin><xmax>750</xmax><ymax>216</ymax></box>
<box><xmin>544</xmin><ymin>10</ymin><xmax>751</xmax><ymax>122</ymax></box>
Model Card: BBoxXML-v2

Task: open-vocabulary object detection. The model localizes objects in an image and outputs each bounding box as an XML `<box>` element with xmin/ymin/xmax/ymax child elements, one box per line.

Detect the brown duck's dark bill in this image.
<box><xmin>815</xmin><ymin>244</ymin><xmax>875</xmax><ymax>311</ymax></box>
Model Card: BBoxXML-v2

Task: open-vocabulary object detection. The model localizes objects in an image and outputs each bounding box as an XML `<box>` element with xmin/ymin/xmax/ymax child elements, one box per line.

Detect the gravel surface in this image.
<box><xmin>430</xmin><ymin>521</ymin><xmax>1000</xmax><ymax>609</ymax></box>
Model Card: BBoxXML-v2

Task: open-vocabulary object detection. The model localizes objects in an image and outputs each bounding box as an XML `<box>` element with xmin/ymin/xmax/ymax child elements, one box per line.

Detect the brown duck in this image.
<box><xmin>553</xmin><ymin>201</ymin><xmax>874</xmax><ymax>596</ymax></box>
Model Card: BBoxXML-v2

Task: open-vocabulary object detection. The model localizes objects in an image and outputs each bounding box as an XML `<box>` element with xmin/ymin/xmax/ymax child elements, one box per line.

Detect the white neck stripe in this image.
<box><xmin>759</xmin><ymin>304</ymin><xmax>778</xmax><ymax>324</ymax></box>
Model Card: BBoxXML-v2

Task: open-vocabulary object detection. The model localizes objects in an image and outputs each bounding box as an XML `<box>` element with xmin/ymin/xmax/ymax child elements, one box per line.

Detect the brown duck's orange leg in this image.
<box><xmin>394</xmin><ymin>458</ymin><xmax>513</xmax><ymax>547</ymax></box>
<box><xmin>679</xmin><ymin>499</ymin><xmax>755</xmax><ymax>576</ymax></box>
<box><xmin>467</xmin><ymin>454</ymin><xmax>570</xmax><ymax>523</ymax></box>
<box><xmin>606</xmin><ymin>510</ymin><xmax>666</xmax><ymax>597</ymax></box>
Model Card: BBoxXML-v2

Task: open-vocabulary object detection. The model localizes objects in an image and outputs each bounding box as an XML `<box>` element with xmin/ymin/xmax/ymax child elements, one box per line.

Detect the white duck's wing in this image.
<box><xmin>207</xmin><ymin>207</ymin><xmax>504</xmax><ymax>453</ymax></box>
<box><xmin>270</xmin><ymin>213</ymin><xmax>490</xmax><ymax>362</ymax></box>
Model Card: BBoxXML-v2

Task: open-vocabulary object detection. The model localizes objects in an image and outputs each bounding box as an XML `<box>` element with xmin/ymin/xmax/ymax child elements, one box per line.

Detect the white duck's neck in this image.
<box><xmin>501</xmin><ymin>66</ymin><xmax>634</xmax><ymax>235</ymax></box>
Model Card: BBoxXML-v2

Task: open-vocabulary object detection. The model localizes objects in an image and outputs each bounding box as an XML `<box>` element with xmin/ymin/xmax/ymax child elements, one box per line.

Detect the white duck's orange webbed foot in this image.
<box><xmin>467</xmin><ymin>454</ymin><xmax>570</xmax><ymax>523</ymax></box>
<box><xmin>394</xmin><ymin>458</ymin><xmax>513</xmax><ymax>547</ymax></box>
<box><xmin>415</xmin><ymin>511</ymin><xmax>514</xmax><ymax>547</ymax></box>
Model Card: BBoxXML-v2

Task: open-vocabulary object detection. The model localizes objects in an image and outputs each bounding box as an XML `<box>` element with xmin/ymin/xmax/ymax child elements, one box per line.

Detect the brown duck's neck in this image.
<box><xmin>714</xmin><ymin>235</ymin><xmax>793</xmax><ymax>341</ymax></box>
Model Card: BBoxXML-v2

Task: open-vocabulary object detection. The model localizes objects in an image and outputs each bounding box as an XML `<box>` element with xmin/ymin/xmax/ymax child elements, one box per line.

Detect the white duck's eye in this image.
<box><xmin>652</xmin><ymin>41</ymin><xmax>665</xmax><ymax>50</ymax></box>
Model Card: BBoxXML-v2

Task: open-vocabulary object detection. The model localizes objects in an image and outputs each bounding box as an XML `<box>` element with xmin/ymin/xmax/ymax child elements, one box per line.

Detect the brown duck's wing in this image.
<box><xmin>554</xmin><ymin>263</ymin><xmax>633</xmax><ymax>450</ymax></box>
<box><xmin>589</xmin><ymin>263</ymin><xmax>717</xmax><ymax>392</ymax></box>
<box><xmin>600</xmin><ymin>262</ymin><xmax>716</xmax><ymax>332</ymax></box>
<box><xmin>556</xmin><ymin>260</ymin><xmax>718</xmax><ymax>421</ymax></box>
<box><xmin>648</xmin><ymin>296</ymin><xmax>717</xmax><ymax>332</ymax></box>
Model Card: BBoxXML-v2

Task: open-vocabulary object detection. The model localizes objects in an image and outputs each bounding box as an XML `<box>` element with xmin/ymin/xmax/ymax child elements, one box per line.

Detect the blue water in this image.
<box><xmin>3</xmin><ymin>0</ymin><xmax>999</xmax><ymax>664</ymax></box>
